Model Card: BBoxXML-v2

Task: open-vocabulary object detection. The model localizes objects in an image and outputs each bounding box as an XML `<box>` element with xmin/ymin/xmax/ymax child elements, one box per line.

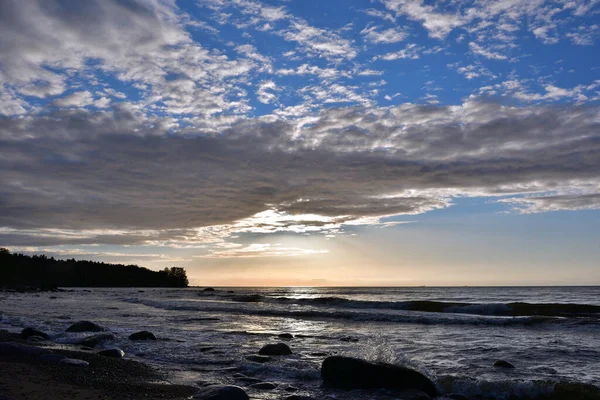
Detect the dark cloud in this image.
<box><xmin>1</xmin><ymin>101</ymin><xmax>599</xmax><ymax>246</ymax></box>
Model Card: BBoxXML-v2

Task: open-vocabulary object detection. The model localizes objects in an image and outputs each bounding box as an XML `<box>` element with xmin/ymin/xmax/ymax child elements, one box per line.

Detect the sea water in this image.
<box><xmin>1</xmin><ymin>286</ymin><xmax>599</xmax><ymax>399</ymax></box>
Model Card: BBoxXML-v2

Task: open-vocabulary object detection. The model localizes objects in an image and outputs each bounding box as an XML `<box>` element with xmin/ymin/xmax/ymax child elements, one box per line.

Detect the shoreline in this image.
<box><xmin>0</xmin><ymin>331</ymin><xmax>197</xmax><ymax>400</ymax></box>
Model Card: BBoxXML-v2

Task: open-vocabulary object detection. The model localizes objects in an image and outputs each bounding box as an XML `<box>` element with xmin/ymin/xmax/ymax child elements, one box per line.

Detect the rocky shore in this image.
<box><xmin>2</xmin><ymin>319</ymin><xmax>600</xmax><ymax>400</ymax></box>
<box><xmin>0</xmin><ymin>330</ymin><xmax>196</xmax><ymax>400</ymax></box>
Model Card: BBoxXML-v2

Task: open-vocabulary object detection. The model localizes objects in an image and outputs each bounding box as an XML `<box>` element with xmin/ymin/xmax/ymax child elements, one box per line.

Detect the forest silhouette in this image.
<box><xmin>0</xmin><ymin>248</ymin><xmax>188</xmax><ymax>288</ymax></box>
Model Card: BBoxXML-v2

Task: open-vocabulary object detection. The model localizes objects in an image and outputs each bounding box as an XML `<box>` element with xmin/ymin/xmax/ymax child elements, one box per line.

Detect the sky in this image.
<box><xmin>1</xmin><ymin>0</ymin><xmax>599</xmax><ymax>286</ymax></box>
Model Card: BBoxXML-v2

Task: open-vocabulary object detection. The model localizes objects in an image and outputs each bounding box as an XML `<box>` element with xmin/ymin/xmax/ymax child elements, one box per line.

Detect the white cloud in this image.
<box><xmin>379</xmin><ymin>44</ymin><xmax>421</xmax><ymax>60</ymax></box>
<box><xmin>52</xmin><ymin>91</ymin><xmax>95</xmax><ymax>108</ymax></box>
<box><xmin>361</xmin><ymin>26</ymin><xmax>409</xmax><ymax>44</ymax></box>
<box><xmin>256</xmin><ymin>80</ymin><xmax>278</xmax><ymax>104</ymax></box>
<box><xmin>469</xmin><ymin>42</ymin><xmax>508</xmax><ymax>60</ymax></box>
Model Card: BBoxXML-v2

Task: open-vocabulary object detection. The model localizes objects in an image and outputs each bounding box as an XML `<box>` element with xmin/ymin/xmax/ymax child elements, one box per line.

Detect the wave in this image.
<box><xmin>438</xmin><ymin>375</ymin><xmax>600</xmax><ymax>400</ymax></box>
<box><xmin>123</xmin><ymin>298</ymin><xmax>581</xmax><ymax>328</ymax></box>
<box><xmin>221</xmin><ymin>294</ymin><xmax>600</xmax><ymax>319</ymax></box>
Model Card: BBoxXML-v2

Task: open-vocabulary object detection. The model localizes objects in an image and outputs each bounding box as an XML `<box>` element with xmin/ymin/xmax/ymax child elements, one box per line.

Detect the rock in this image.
<box><xmin>0</xmin><ymin>342</ymin><xmax>48</xmax><ymax>358</ymax></box>
<box><xmin>194</xmin><ymin>385</ymin><xmax>249</xmax><ymax>400</ymax></box>
<box><xmin>249</xmin><ymin>382</ymin><xmax>277</xmax><ymax>390</ymax></box>
<box><xmin>97</xmin><ymin>348</ymin><xmax>125</xmax><ymax>358</ymax></box>
<box><xmin>59</xmin><ymin>358</ymin><xmax>89</xmax><ymax>368</ymax></box>
<box><xmin>310</xmin><ymin>352</ymin><xmax>328</xmax><ymax>357</ymax></box>
<box><xmin>284</xmin><ymin>386</ymin><xmax>299</xmax><ymax>392</ymax></box>
<box><xmin>493</xmin><ymin>360</ymin><xmax>515</xmax><ymax>369</ymax></box>
<box><xmin>259</xmin><ymin>343</ymin><xmax>292</xmax><ymax>355</ymax></box>
<box><xmin>339</xmin><ymin>336</ymin><xmax>359</xmax><ymax>342</ymax></box>
<box><xmin>246</xmin><ymin>355</ymin><xmax>271</xmax><ymax>363</ymax></box>
<box><xmin>321</xmin><ymin>356</ymin><xmax>437</xmax><ymax>397</ymax></box>
<box><xmin>38</xmin><ymin>353</ymin><xmax>68</xmax><ymax>364</ymax></box>
<box><xmin>397</xmin><ymin>389</ymin><xmax>431</xmax><ymax>400</ymax></box>
<box><xmin>230</xmin><ymin>294</ymin><xmax>263</xmax><ymax>302</ymax></box>
<box><xmin>279</xmin><ymin>333</ymin><xmax>294</xmax><ymax>339</ymax></box>
<box><xmin>202</xmin><ymin>287</ymin><xmax>216</xmax><ymax>292</ymax></box>
<box><xmin>65</xmin><ymin>320</ymin><xmax>106</xmax><ymax>332</ymax></box>
<box><xmin>129</xmin><ymin>330</ymin><xmax>156</xmax><ymax>341</ymax></box>
<box><xmin>76</xmin><ymin>333</ymin><xmax>115</xmax><ymax>347</ymax></box>
<box><xmin>21</xmin><ymin>327</ymin><xmax>50</xmax><ymax>339</ymax></box>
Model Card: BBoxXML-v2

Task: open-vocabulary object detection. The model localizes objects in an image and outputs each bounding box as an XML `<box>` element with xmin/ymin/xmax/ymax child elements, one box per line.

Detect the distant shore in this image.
<box><xmin>0</xmin><ymin>331</ymin><xmax>196</xmax><ymax>400</ymax></box>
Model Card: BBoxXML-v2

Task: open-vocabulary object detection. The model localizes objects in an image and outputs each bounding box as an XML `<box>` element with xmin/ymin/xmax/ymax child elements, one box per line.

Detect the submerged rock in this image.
<box><xmin>65</xmin><ymin>320</ymin><xmax>106</xmax><ymax>332</ymax></box>
<box><xmin>321</xmin><ymin>356</ymin><xmax>437</xmax><ymax>397</ymax></box>
<box><xmin>493</xmin><ymin>360</ymin><xmax>515</xmax><ymax>369</ymax></box>
<box><xmin>258</xmin><ymin>343</ymin><xmax>292</xmax><ymax>355</ymax></box>
<box><xmin>279</xmin><ymin>333</ymin><xmax>294</xmax><ymax>339</ymax></box>
<box><xmin>129</xmin><ymin>330</ymin><xmax>156</xmax><ymax>341</ymax></box>
<box><xmin>21</xmin><ymin>327</ymin><xmax>49</xmax><ymax>340</ymax></box>
<box><xmin>246</xmin><ymin>355</ymin><xmax>270</xmax><ymax>363</ymax></box>
<box><xmin>249</xmin><ymin>382</ymin><xmax>277</xmax><ymax>390</ymax></box>
<box><xmin>76</xmin><ymin>333</ymin><xmax>115</xmax><ymax>347</ymax></box>
<box><xmin>59</xmin><ymin>358</ymin><xmax>89</xmax><ymax>368</ymax></box>
<box><xmin>97</xmin><ymin>348</ymin><xmax>125</xmax><ymax>358</ymax></box>
<box><xmin>194</xmin><ymin>385</ymin><xmax>249</xmax><ymax>400</ymax></box>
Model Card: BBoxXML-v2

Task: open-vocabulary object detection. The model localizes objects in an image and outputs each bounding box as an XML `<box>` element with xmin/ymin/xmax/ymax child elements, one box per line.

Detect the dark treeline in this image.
<box><xmin>0</xmin><ymin>248</ymin><xmax>188</xmax><ymax>288</ymax></box>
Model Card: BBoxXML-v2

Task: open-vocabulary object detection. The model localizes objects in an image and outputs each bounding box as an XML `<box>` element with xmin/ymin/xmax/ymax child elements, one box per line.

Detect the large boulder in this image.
<box><xmin>21</xmin><ymin>327</ymin><xmax>50</xmax><ymax>340</ymax></box>
<box><xmin>76</xmin><ymin>333</ymin><xmax>115</xmax><ymax>347</ymax></box>
<box><xmin>129</xmin><ymin>330</ymin><xmax>156</xmax><ymax>341</ymax></box>
<box><xmin>321</xmin><ymin>356</ymin><xmax>437</xmax><ymax>397</ymax></box>
<box><xmin>194</xmin><ymin>385</ymin><xmax>249</xmax><ymax>400</ymax></box>
<box><xmin>258</xmin><ymin>343</ymin><xmax>292</xmax><ymax>355</ymax></box>
<box><xmin>65</xmin><ymin>321</ymin><xmax>106</xmax><ymax>332</ymax></box>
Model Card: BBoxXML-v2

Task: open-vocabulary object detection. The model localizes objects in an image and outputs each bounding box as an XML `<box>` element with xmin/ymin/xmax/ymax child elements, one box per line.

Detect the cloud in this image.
<box><xmin>198</xmin><ymin>243</ymin><xmax>329</xmax><ymax>258</ymax></box>
<box><xmin>52</xmin><ymin>91</ymin><xmax>95</xmax><ymax>108</ymax></box>
<box><xmin>256</xmin><ymin>81</ymin><xmax>278</xmax><ymax>104</ymax></box>
<box><xmin>468</xmin><ymin>42</ymin><xmax>508</xmax><ymax>60</ymax></box>
<box><xmin>1</xmin><ymin>101</ymin><xmax>600</xmax><ymax>248</ymax></box>
<box><xmin>378</xmin><ymin>44</ymin><xmax>422</xmax><ymax>60</ymax></box>
<box><xmin>361</xmin><ymin>26</ymin><xmax>409</xmax><ymax>44</ymax></box>
<box><xmin>499</xmin><ymin>192</ymin><xmax>600</xmax><ymax>213</ymax></box>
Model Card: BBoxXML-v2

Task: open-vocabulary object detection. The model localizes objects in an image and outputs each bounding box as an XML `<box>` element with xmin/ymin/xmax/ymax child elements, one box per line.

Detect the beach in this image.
<box><xmin>2</xmin><ymin>286</ymin><xmax>600</xmax><ymax>400</ymax></box>
<box><xmin>0</xmin><ymin>331</ymin><xmax>196</xmax><ymax>400</ymax></box>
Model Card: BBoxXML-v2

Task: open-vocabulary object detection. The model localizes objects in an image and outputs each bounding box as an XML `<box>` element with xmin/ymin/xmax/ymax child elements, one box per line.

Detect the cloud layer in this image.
<box><xmin>1</xmin><ymin>0</ymin><xmax>599</xmax><ymax>259</ymax></box>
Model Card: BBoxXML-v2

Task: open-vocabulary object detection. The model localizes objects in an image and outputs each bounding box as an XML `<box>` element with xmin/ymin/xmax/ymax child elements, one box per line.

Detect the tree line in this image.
<box><xmin>0</xmin><ymin>248</ymin><xmax>188</xmax><ymax>288</ymax></box>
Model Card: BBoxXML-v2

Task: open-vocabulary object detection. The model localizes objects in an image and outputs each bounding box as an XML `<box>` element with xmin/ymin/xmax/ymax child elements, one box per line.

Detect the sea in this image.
<box><xmin>1</xmin><ymin>286</ymin><xmax>600</xmax><ymax>399</ymax></box>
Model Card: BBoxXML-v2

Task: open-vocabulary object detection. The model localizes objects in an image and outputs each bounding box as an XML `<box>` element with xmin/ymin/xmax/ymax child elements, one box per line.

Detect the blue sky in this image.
<box><xmin>1</xmin><ymin>0</ymin><xmax>599</xmax><ymax>285</ymax></box>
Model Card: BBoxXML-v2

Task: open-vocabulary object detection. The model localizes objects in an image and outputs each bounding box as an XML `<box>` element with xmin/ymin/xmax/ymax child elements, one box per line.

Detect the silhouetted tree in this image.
<box><xmin>0</xmin><ymin>248</ymin><xmax>189</xmax><ymax>288</ymax></box>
